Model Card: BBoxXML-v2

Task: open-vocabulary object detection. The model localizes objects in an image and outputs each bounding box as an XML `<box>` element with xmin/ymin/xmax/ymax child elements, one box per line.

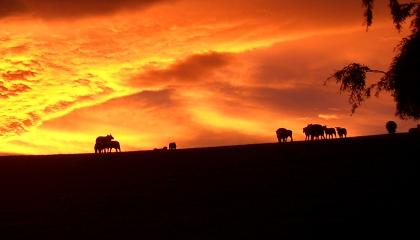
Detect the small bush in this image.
<box><xmin>386</xmin><ymin>121</ymin><xmax>398</xmax><ymax>134</ymax></box>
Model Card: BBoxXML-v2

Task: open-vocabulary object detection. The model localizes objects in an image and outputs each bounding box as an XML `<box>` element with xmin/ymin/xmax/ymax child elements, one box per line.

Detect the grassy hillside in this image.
<box><xmin>0</xmin><ymin>134</ymin><xmax>418</xmax><ymax>239</ymax></box>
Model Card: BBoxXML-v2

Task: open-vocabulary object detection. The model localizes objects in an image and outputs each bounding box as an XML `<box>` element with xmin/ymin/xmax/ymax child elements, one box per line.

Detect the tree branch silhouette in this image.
<box><xmin>327</xmin><ymin>0</ymin><xmax>420</xmax><ymax>119</ymax></box>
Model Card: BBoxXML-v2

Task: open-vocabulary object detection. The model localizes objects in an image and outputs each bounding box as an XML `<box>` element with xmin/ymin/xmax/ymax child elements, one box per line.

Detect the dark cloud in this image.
<box><xmin>131</xmin><ymin>52</ymin><xmax>233</xmax><ymax>86</ymax></box>
<box><xmin>0</xmin><ymin>0</ymin><xmax>171</xmax><ymax>19</ymax></box>
<box><xmin>0</xmin><ymin>0</ymin><xmax>25</xmax><ymax>17</ymax></box>
<box><xmin>2</xmin><ymin>70</ymin><xmax>37</xmax><ymax>81</ymax></box>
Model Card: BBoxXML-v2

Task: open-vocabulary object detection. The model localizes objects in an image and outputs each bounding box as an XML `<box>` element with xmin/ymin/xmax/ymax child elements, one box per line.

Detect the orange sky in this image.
<box><xmin>0</xmin><ymin>0</ymin><xmax>418</xmax><ymax>155</ymax></box>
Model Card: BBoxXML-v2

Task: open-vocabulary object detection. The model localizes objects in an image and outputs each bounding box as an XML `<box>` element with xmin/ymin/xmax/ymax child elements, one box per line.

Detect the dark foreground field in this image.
<box><xmin>0</xmin><ymin>134</ymin><xmax>418</xmax><ymax>239</ymax></box>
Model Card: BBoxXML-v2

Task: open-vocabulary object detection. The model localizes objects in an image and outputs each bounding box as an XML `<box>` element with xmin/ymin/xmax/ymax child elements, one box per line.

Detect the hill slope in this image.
<box><xmin>0</xmin><ymin>134</ymin><xmax>418</xmax><ymax>239</ymax></box>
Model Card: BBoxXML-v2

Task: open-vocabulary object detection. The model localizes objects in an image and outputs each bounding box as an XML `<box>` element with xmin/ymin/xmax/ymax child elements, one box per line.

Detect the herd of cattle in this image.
<box><xmin>94</xmin><ymin>124</ymin><xmax>418</xmax><ymax>153</ymax></box>
<box><xmin>276</xmin><ymin>124</ymin><xmax>347</xmax><ymax>143</ymax></box>
<box><xmin>94</xmin><ymin>125</ymin><xmax>345</xmax><ymax>153</ymax></box>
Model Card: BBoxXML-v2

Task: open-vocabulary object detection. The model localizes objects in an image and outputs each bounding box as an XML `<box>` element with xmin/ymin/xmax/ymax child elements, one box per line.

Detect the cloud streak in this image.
<box><xmin>131</xmin><ymin>52</ymin><xmax>233</xmax><ymax>86</ymax></box>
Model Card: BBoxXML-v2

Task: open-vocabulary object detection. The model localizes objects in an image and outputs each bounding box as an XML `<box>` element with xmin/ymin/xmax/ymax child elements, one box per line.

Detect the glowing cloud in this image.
<box><xmin>0</xmin><ymin>0</ymin><xmax>418</xmax><ymax>154</ymax></box>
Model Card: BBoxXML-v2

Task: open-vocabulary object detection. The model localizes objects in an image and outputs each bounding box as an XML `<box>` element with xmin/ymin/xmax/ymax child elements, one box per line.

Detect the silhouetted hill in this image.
<box><xmin>0</xmin><ymin>134</ymin><xmax>418</xmax><ymax>239</ymax></box>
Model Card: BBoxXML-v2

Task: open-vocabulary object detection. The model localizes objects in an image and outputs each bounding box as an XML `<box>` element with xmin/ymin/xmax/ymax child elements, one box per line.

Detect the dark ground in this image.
<box><xmin>0</xmin><ymin>134</ymin><xmax>418</xmax><ymax>239</ymax></box>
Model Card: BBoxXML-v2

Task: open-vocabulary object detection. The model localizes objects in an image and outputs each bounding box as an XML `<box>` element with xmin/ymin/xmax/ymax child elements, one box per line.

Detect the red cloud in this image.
<box><xmin>0</xmin><ymin>82</ymin><xmax>31</xmax><ymax>98</ymax></box>
<box><xmin>2</xmin><ymin>70</ymin><xmax>37</xmax><ymax>81</ymax></box>
<box><xmin>0</xmin><ymin>0</ymin><xmax>172</xmax><ymax>19</ymax></box>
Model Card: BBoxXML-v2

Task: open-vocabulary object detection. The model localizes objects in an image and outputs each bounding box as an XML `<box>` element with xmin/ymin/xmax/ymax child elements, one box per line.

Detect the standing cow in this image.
<box><xmin>336</xmin><ymin>127</ymin><xmax>347</xmax><ymax>138</ymax></box>
<box><xmin>276</xmin><ymin>128</ymin><xmax>293</xmax><ymax>143</ymax></box>
<box><xmin>94</xmin><ymin>134</ymin><xmax>114</xmax><ymax>153</ymax></box>
<box><xmin>304</xmin><ymin>124</ymin><xmax>324</xmax><ymax>140</ymax></box>
<box><xmin>323</xmin><ymin>126</ymin><xmax>337</xmax><ymax>139</ymax></box>
<box><xmin>169</xmin><ymin>142</ymin><xmax>177</xmax><ymax>150</ymax></box>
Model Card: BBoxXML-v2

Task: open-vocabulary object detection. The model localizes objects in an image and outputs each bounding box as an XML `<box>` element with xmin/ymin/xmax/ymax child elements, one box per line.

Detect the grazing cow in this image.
<box><xmin>304</xmin><ymin>124</ymin><xmax>324</xmax><ymax>140</ymax></box>
<box><xmin>323</xmin><ymin>126</ymin><xmax>337</xmax><ymax>139</ymax></box>
<box><xmin>276</xmin><ymin>128</ymin><xmax>293</xmax><ymax>143</ymax></box>
<box><xmin>169</xmin><ymin>142</ymin><xmax>177</xmax><ymax>150</ymax></box>
<box><xmin>336</xmin><ymin>127</ymin><xmax>347</xmax><ymax>138</ymax></box>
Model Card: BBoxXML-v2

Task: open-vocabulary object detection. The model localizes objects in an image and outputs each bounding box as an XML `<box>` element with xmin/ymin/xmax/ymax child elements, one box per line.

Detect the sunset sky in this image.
<box><xmin>1</xmin><ymin>0</ymin><xmax>419</xmax><ymax>155</ymax></box>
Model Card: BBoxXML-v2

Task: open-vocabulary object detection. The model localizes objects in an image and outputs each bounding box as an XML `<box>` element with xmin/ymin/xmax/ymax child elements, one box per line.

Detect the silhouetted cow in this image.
<box><xmin>304</xmin><ymin>124</ymin><xmax>324</xmax><ymax>140</ymax></box>
<box><xmin>107</xmin><ymin>140</ymin><xmax>121</xmax><ymax>152</ymax></box>
<box><xmin>95</xmin><ymin>134</ymin><xmax>114</xmax><ymax>153</ymax></box>
<box><xmin>96</xmin><ymin>134</ymin><xmax>113</xmax><ymax>144</ymax></box>
<box><xmin>336</xmin><ymin>127</ymin><xmax>347</xmax><ymax>138</ymax></box>
<box><xmin>276</xmin><ymin>128</ymin><xmax>293</xmax><ymax>143</ymax></box>
<box><xmin>303</xmin><ymin>126</ymin><xmax>310</xmax><ymax>140</ymax></box>
<box><xmin>95</xmin><ymin>140</ymin><xmax>121</xmax><ymax>153</ymax></box>
<box><xmin>323</xmin><ymin>126</ymin><xmax>336</xmax><ymax>139</ymax></box>
<box><xmin>169</xmin><ymin>142</ymin><xmax>176</xmax><ymax>150</ymax></box>
<box><xmin>94</xmin><ymin>142</ymin><xmax>103</xmax><ymax>154</ymax></box>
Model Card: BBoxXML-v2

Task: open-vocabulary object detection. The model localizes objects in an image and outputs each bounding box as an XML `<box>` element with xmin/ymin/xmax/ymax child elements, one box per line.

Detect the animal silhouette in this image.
<box><xmin>169</xmin><ymin>142</ymin><xmax>177</xmax><ymax>150</ymax></box>
<box><xmin>336</xmin><ymin>127</ymin><xmax>347</xmax><ymax>138</ymax></box>
<box><xmin>107</xmin><ymin>140</ymin><xmax>121</xmax><ymax>152</ymax></box>
<box><xmin>303</xmin><ymin>126</ymin><xmax>310</xmax><ymax>140</ymax></box>
<box><xmin>323</xmin><ymin>126</ymin><xmax>337</xmax><ymax>139</ymax></box>
<box><xmin>95</xmin><ymin>140</ymin><xmax>121</xmax><ymax>153</ymax></box>
<box><xmin>304</xmin><ymin>124</ymin><xmax>324</xmax><ymax>140</ymax></box>
<box><xmin>96</xmin><ymin>134</ymin><xmax>114</xmax><ymax>144</ymax></box>
<box><xmin>276</xmin><ymin>128</ymin><xmax>293</xmax><ymax>143</ymax></box>
<box><xmin>94</xmin><ymin>134</ymin><xmax>115</xmax><ymax>153</ymax></box>
<box><xmin>94</xmin><ymin>142</ymin><xmax>104</xmax><ymax>154</ymax></box>
<box><xmin>408</xmin><ymin>125</ymin><xmax>420</xmax><ymax>135</ymax></box>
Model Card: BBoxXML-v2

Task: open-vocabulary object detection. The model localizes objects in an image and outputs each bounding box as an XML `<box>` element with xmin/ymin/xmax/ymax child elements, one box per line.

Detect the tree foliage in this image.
<box><xmin>328</xmin><ymin>0</ymin><xmax>420</xmax><ymax>119</ymax></box>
